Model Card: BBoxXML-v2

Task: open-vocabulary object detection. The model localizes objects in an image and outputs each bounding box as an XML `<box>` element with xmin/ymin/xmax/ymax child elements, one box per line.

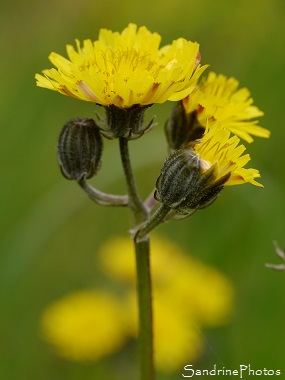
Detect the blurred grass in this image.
<box><xmin>1</xmin><ymin>0</ymin><xmax>285</xmax><ymax>379</ymax></box>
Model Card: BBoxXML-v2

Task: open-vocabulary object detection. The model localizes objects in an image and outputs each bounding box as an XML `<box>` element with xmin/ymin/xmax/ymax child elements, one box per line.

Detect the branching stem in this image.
<box><xmin>134</xmin><ymin>203</ymin><xmax>171</xmax><ymax>242</ymax></box>
<box><xmin>77</xmin><ymin>177</ymin><xmax>129</xmax><ymax>206</ymax></box>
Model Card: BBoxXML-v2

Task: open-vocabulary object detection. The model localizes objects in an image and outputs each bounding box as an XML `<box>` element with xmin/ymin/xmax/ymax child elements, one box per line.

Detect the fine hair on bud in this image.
<box><xmin>155</xmin><ymin>149</ymin><xmax>200</xmax><ymax>208</ymax></box>
<box><xmin>57</xmin><ymin>118</ymin><xmax>103</xmax><ymax>180</ymax></box>
<box><xmin>155</xmin><ymin>148</ymin><xmax>230</xmax><ymax>213</ymax></box>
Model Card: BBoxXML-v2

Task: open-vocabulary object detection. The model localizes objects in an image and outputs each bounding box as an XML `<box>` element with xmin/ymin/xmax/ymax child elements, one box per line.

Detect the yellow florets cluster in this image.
<box><xmin>183</xmin><ymin>72</ymin><xmax>269</xmax><ymax>143</ymax></box>
<box><xmin>191</xmin><ymin>123</ymin><xmax>263</xmax><ymax>187</ymax></box>
<box><xmin>35</xmin><ymin>23</ymin><xmax>207</xmax><ymax>108</ymax></box>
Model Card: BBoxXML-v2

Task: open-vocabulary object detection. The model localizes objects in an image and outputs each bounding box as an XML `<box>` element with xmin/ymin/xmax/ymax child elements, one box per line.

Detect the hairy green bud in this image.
<box><xmin>57</xmin><ymin>118</ymin><xmax>103</xmax><ymax>180</ymax></box>
<box><xmin>155</xmin><ymin>148</ymin><xmax>230</xmax><ymax>214</ymax></box>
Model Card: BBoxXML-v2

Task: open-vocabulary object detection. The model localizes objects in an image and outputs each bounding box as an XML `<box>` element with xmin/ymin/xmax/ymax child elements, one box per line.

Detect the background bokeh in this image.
<box><xmin>1</xmin><ymin>0</ymin><xmax>284</xmax><ymax>379</ymax></box>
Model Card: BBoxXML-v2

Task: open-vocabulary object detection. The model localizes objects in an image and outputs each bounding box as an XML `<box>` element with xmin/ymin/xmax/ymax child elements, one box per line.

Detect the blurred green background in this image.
<box><xmin>1</xmin><ymin>0</ymin><xmax>285</xmax><ymax>379</ymax></box>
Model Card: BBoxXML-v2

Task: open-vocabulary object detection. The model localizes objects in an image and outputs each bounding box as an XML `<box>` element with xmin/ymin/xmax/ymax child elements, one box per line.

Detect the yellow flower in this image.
<box><xmin>192</xmin><ymin>122</ymin><xmax>263</xmax><ymax>187</ymax></box>
<box><xmin>35</xmin><ymin>23</ymin><xmax>208</xmax><ymax>108</ymax></box>
<box><xmin>183</xmin><ymin>71</ymin><xmax>270</xmax><ymax>143</ymax></box>
<box><xmin>99</xmin><ymin>235</ymin><xmax>234</xmax><ymax>372</ymax></box>
<box><xmin>157</xmin><ymin>121</ymin><xmax>263</xmax><ymax>214</ymax></box>
<box><xmin>40</xmin><ymin>290</ymin><xmax>126</xmax><ymax>361</ymax></box>
<box><xmin>40</xmin><ymin>236</ymin><xmax>234</xmax><ymax>372</ymax></box>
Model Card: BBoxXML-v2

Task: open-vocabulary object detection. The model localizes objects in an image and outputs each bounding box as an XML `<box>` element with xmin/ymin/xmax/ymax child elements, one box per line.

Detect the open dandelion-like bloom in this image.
<box><xmin>193</xmin><ymin>122</ymin><xmax>263</xmax><ymax>187</ymax></box>
<box><xmin>35</xmin><ymin>23</ymin><xmax>207</xmax><ymax>108</ymax></box>
<box><xmin>183</xmin><ymin>71</ymin><xmax>270</xmax><ymax>143</ymax></box>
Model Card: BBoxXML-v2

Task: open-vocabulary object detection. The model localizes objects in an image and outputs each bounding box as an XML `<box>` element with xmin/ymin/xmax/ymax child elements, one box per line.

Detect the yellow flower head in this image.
<box><xmin>192</xmin><ymin>122</ymin><xmax>263</xmax><ymax>187</ymax></box>
<box><xmin>40</xmin><ymin>290</ymin><xmax>126</xmax><ymax>361</ymax></box>
<box><xmin>99</xmin><ymin>235</ymin><xmax>234</xmax><ymax>372</ymax></box>
<box><xmin>35</xmin><ymin>23</ymin><xmax>208</xmax><ymax>108</ymax></box>
<box><xmin>183</xmin><ymin>71</ymin><xmax>270</xmax><ymax>143</ymax></box>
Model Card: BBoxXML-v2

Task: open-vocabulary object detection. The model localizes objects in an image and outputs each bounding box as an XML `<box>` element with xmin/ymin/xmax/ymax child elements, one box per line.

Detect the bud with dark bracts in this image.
<box><xmin>57</xmin><ymin>118</ymin><xmax>103</xmax><ymax>180</ymax></box>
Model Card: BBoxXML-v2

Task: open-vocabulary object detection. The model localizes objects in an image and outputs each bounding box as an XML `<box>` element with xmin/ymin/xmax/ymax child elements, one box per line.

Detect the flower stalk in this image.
<box><xmin>77</xmin><ymin>176</ymin><xmax>129</xmax><ymax>207</ymax></box>
<box><xmin>134</xmin><ymin>204</ymin><xmax>171</xmax><ymax>242</ymax></box>
<box><xmin>134</xmin><ymin>238</ymin><xmax>154</xmax><ymax>380</ymax></box>
<box><xmin>118</xmin><ymin>137</ymin><xmax>154</xmax><ymax>380</ymax></box>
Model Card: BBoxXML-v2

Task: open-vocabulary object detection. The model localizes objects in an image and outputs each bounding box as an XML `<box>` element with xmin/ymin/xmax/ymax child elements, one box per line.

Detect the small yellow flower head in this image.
<box><xmin>182</xmin><ymin>71</ymin><xmax>270</xmax><ymax>143</ymax></box>
<box><xmin>192</xmin><ymin>122</ymin><xmax>263</xmax><ymax>187</ymax></box>
<box><xmin>35</xmin><ymin>23</ymin><xmax>207</xmax><ymax>108</ymax></box>
<box><xmin>40</xmin><ymin>290</ymin><xmax>126</xmax><ymax>361</ymax></box>
<box><xmin>157</xmin><ymin>122</ymin><xmax>262</xmax><ymax>214</ymax></box>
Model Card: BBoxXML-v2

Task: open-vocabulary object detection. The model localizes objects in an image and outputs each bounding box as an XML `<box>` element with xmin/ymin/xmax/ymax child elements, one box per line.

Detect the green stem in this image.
<box><xmin>119</xmin><ymin>137</ymin><xmax>147</xmax><ymax>223</ymax></box>
<box><xmin>135</xmin><ymin>203</ymin><xmax>171</xmax><ymax>242</ymax></box>
<box><xmin>134</xmin><ymin>237</ymin><xmax>154</xmax><ymax>380</ymax></box>
<box><xmin>78</xmin><ymin>177</ymin><xmax>129</xmax><ymax>206</ymax></box>
<box><xmin>119</xmin><ymin>137</ymin><xmax>154</xmax><ymax>380</ymax></box>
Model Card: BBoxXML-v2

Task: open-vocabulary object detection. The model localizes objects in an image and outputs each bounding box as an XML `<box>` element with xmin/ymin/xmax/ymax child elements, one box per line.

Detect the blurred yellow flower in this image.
<box><xmin>183</xmin><ymin>71</ymin><xmax>270</xmax><ymax>143</ymax></box>
<box><xmin>41</xmin><ymin>290</ymin><xmax>126</xmax><ymax>361</ymax></box>
<box><xmin>41</xmin><ymin>236</ymin><xmax>234</xmax><ymax>372</ymax></box>
<box><xmin>191</xmin><ymin>122</ymin><xmax>263</xmax><ymax>187</ymax></box>
<box><xmin>35</xmin><ymin>23</ymin><xmax>208</xmax><ymax>108</ymax></box>
<box><xmin>99</xmin><ymin>235</ymin><xmax>234</xmax><ymax>372</ymax></box>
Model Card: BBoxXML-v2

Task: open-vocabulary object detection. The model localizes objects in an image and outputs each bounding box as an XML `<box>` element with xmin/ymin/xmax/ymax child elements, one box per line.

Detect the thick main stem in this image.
<box><xmin>134</xmin><ymin>237</ymin><xmax>153</xmax><ymax>380</ymax></box>
<box><xmin>119</xmin><ymin>137</ymin><xmax>154</xmax><ymax>380</ymax></box>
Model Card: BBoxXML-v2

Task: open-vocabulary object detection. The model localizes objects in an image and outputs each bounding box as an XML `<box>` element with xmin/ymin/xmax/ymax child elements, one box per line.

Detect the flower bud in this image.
<box><xmin>165</xmin><ymin>101</ymin><xmax>204</xmax><ymax>151</ymax></box>
<box><xmin>57</xmin><ymin>118</ymin><xmax>103</xmax><ymax>180</ymax></box>
<box><xmin>155</xmin><ymin>147</ymin><xmax>230</xmax><ymax>214</ymax></box>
